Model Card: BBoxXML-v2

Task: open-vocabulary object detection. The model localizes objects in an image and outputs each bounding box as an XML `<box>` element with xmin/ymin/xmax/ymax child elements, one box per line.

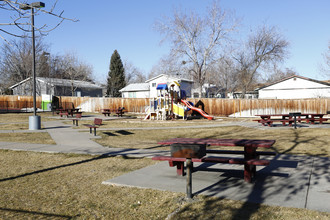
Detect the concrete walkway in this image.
<box><xmin>103</xmin><ymin>154</ymin><xmax>330</xmax><ymax>213</ymax></box>
<box><xmin>0</xmin><ymin>118</ymin><xmax>329</xmax><ymax>213</ymax></box>
<box><xmin>0</xmin><ymin>119</ymin><xmax>169</xmax><ymax>157</ymax></box>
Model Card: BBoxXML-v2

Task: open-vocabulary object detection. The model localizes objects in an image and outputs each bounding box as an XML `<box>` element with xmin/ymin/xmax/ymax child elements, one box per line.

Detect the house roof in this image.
<box><xmin>257</xmin><ymin>75</ymin><xmax>330</xmax><ymax>90</ymax></box>
<box><xmin>145</xmin><ymin>74</ymin><xmax>194</xmax><ymax>83</ymax></box>
<box><xmin>119</xmin><ymin>83</ymin><xmax>149</xmax><ymax>92</ymax></box>
<box><xmin>10</xmin><ymin>77</ymin><xmax>104</xmax><ymax>89</ymax></box>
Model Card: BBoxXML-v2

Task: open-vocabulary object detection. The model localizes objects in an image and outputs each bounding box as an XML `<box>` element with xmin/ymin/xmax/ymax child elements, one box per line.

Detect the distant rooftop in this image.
<box><xmin>10</xmin><ymin>77</ymin><xmax>104</xmax><ymax>89</ymax></box>
<box><xmin>119</xmin><ymin>83</ymin><xmax>149</xmax><ymax>92</ymax></box>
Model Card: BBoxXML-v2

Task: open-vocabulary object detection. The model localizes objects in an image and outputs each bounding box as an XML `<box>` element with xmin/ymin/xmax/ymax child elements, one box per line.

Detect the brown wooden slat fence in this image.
<box><xmin>0</xmin><ymin>95</ymin><xmax>329</xmax><ymax>116</ymax></box>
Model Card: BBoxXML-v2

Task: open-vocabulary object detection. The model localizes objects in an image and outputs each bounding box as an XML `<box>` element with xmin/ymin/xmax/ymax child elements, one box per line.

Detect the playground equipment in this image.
<box><xmin>181</xmin><ymin>99</ymin><xmax>214</xmax><ymax>120</ymax></box>
<box><xmin>145</xmin><ymin>81</ymin><xmax>213</xmax><ymax>120</ymax></box>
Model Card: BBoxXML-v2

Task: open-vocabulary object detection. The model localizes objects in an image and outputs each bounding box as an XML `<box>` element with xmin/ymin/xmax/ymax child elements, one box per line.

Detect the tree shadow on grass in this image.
<box><xmin>103</xmin><ymin>132</ymin><xmax>118</xmax><ymax>136</ymax></box>
<box><xmin>0</xmin><ymin>207</ymin><xmax>75</xmax><ymax>219</ymax></box>
<box><xmin>172</xmin><ymin>129</ymin><xmax>329</xmax><ymax>219</ymax></box>
<box><xmin>102</xmin><ymin>130</ymin><xmax>134</xmax><ymax>136</ymax></box>
<box><xmin>116</xmin><ymin>130</ymin><xmax>134</xmax><ymax>135</ymax></box>
<box><xmin>0</xmin><ymin>154</ymin><xmax>111</xmax><ymax>182</ymax></box>
<box><xmin>0</xmin><ymin>147</ymin><xmax>148</xmax><ymax>183</ymax></box>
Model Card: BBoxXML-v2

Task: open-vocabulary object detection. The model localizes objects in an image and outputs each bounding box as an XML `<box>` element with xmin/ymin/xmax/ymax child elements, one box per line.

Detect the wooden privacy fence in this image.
<box><xmin>0</xmin><ymin>95</ymin><xmax>329</xmax><ymax>117</ymax></box>
<box><xmin>187</xmin><ymin>98</ymin><xmax>330</xmax><ymax>117</ymax></box>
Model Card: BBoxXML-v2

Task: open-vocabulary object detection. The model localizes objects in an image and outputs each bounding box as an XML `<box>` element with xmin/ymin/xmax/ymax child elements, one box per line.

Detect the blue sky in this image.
<box><xmin>1</xmin><ymin>0</ymin><xmax>330</xmax><ymax>83</ymax></box>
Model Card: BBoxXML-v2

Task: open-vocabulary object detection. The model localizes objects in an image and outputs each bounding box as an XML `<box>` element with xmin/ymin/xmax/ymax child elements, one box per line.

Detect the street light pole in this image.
<box><xmin>20</xmin><ymin>2</ymin><xmax>45</xmax><ymax>130</ymax></box>
<box><xmin>31</xmin><ymin>6</ymin><xmax>36</xmax><ymax>117</ymax></box>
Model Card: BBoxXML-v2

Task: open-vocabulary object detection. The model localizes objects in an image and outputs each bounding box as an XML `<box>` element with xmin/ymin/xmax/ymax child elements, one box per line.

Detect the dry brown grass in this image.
<box><xmin>171</xmin><ymin>196</ymin><xmax>330</xmax><ymax>220</ymax></box>
<box><xmin>69</xmin><ymin>117</ymin><xmax>235</xmax><ymax>129</ymax></box>
<box><xmin>0</xmin><ymin>112</ymin><xmax>60</xmax><ymax>131</ymax></box>
<box><xmin>0</xmin><ymin>123</ymin><xmax>29</xmax><ymax>130</ymax></box>
<box><xmin>95</xmin><ymin>125</ymin><xmax>330</xmax><ymax>157</ymax></box>
<box><xmin>0</xmin><ymin>132</ymin><xmax>56</xmax><ymax>144</ymax></box>
<box><xmin>1</xmin><ymin>150</ymin><xmax>329</xmax><ymax>220</ymax></box>
<box><xmin>0</xmin><ymin>150</ymin><xmax>179</xmax><ymax>219</ymax></box>
<box><xmin>0</xmin><ymin>113</ymin><xmax>32</xmax><ymax>123</ymax></box>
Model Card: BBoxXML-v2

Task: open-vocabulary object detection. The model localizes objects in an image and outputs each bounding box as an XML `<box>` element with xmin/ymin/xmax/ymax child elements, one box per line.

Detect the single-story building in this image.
<box><xmin>258</xmin><ymin>75</ymin><xmax>330</xmax><ymax>99</ymax></box>
<box><xmin>191</xmin><ymin>83</ymin><xmax>226</xmax><ymax>98</ymax></box>
<box><xmin>119</xmin><ymin>83</ymin><xmax>150</xmax><ymax>98</ymax></box>
<box><xmin>10</xmin><ymin>77</ymin><xmax>104</xmax><ymax>97</ymax></box>
<box><xmin>227</xmin><ymin>91</ymin><xmax>259</xmax><ymax>99</ymax></box>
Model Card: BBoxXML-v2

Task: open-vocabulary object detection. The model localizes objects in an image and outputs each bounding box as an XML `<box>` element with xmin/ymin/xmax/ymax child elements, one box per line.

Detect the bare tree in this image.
<box><xmin>57</xmin><ymin>51</ymin><xmax>93</xmax><ymax>96</ymax></box>
<box><xmin>210</xmin><ymin>55</ymin><xmax>240</xmax><ymax>97</ymax></box>
<box><xmin>154</xmin><ymin>1</ymin><xmax>238</xmax><ymax>97</ymax></box>
<box><xmin>0</xmin><ymin>0</ymin><xmax>77</xmax><ymax>43</ymax></box>
<box><xmin>124</xmin><ymin>60</ymin><xmax>146</xmax><ymax>84</ymax></box>
<box><xmin>263</xmin><ymin>65</ymin><xmax>298</xmax><ymax>83</ymax></box>
<box><xmin>234</xmin><ymin>25</ymin><xmax>289</xmax><ymax>97</ymax></box>
<box><xmin>0</xmin><ymin>36</ymin><xmax>49</xmax><ymax>87</ymax></box>
<box><xmin>0</xmin><ymin>0</ymin><xmax>78</xmax><ymax>93</ymax></box>
<box><xmin>320</xmin><ymin>41</ymin><xmax>330</xmax><ymax>78</ymax></box>
<box><xmin>148</xmin><ymin>53</ymin><xmax>188</xmax><ymax>80</ymax></box>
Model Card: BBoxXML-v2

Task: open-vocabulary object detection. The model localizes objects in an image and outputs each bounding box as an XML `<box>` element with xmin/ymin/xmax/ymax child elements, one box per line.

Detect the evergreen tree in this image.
<box><xmin>107</xmin><ymin>50</ymin><xmax>126</xmax><ymax>97</ymax></box>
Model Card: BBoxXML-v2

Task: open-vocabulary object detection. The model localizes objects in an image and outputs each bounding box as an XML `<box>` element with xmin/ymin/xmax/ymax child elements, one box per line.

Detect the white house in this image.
<box><xmin>122</xmin><ymin>74</ymin><xmax>194</xmax><ymax>98</ymax></box>
<box><xmin>258</xmin><ymin>75</ymin><xmax>330</xmax><ymax>99</ymax></box>
<box><xmin>145</xmin><ymin>74</ymin><xmax>194</xmax><ymax>98</ymax></box>
<box><xmin>119</xmin><ymin>83</ymin><xmax>150</xmax><ymax>98</ymax></box>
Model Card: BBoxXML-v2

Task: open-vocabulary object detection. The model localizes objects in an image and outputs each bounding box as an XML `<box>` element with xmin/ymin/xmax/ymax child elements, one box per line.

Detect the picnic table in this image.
<box><xmin>115</xmin><ymin>107</ymin><xmax>126</xmax><ymax>117</ymax></box>
<box><xmin>58</xmin><ymin>108</ymin><xmax>80</xmax><ymax>117</ymax></box>
<box><xmin>153</xmin><ymin>138</ymin><xmax>276</xmax><ymax>198</ymax></box>
<box><xmin>101</xmin><ymin>107</ymin><xmax>126</xmax><ymax>117</ymax></box>
<box><xmin>255</xmin><ymin>113</ymin><xmax>328</xmax><ymax>126</ymax></box>
<box><xmin>101</xmin><ymin>109</ymin><xmax>111</xmax><ymax>116</ymax></box>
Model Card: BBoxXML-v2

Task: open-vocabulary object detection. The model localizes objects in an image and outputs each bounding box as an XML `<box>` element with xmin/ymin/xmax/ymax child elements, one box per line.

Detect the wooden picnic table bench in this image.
<box><xmin>153</xmin><ymin>138</ymin><xmax>276</xmax><ymax>198</ymax></box>
<box><xmin>154</xmin><ymin>138</ymin><xmax>276</xmax><ymax>183</ymax></box>
<box><xmin>101</xmin><ymin>109</ymin><xmax>111</xmax><ymax>116</ymax></box>
<box><xmin>83</xmin><ymin>118</ymin><xmax>102</xmax><ymax>136</ymax></box>
<box><xmin>58</xmin><ymin>108</ymin><xmax>80</xmax><ymax>117</ymax></box>
<box><xmin>301</xmin><ymin>114</ymin><xmax>328</xmax><ymax>124</ymax></box>
<box><xmin>255</xmin><ymin>113</ymin><xmax>328</xmax><ymax>126</ymax></box>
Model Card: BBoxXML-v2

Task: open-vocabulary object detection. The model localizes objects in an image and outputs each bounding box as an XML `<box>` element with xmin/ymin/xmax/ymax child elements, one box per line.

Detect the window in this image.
<box><xmin>129</xmin><ymin>92</ymin><xmax>136</xmax><ymax>98</ymax></box>
<box><xmin>152</xmin><ymin>83</ymin><xmax>156</xmax><ymax>87</ymax></box>
<box><xmin>193</xmin><ymin>93</ymin><xmax>199</xmax><ymax>98</ymax></box>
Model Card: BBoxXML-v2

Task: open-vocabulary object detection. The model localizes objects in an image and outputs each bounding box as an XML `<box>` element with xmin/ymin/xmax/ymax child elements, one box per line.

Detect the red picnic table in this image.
<box><xmin>101</xmin><ymin>107</ymin><xmax>126</xmax><ymax>117</ymax></box>
<box><xmin>255</xmin><ymin>113</ymin><xmax>328</xmax><ymax>126</ymax></box>
<box><xmin>58</xmin><ymin>108</ymin><xmax>80</xmax><ymax>117</ymax></box>
<box><xmin>154</xmin><ymin>138</ymin><xmax>276</xmax><ymax>198</ymax></box>
<box><xmin>101</xmin><ymin>109</ymin><xmax>111</xmax><ymax>116</ymax></box>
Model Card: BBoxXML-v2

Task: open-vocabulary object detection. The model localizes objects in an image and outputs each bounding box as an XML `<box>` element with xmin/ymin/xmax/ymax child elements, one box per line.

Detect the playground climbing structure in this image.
<box><xmin>145</xmin><ymin>81</ymin><xmax>213</xmax><ymax>120</ymax></box>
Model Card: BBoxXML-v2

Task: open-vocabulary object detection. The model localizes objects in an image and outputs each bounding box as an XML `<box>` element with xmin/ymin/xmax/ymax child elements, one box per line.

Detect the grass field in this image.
<box><xmin>95</xmin><ymin>125</ymin><xmax>330</xmax><ymax>157</ymax></box>
<box><xmin>0</xmin><ymin>113</ymin><xmax>329</xmax><ymax>219</ymax></box>
<box><xmin>1</xmin><ymin>150</ymin><xmax>329</xmax><ymax>220</ymax></box>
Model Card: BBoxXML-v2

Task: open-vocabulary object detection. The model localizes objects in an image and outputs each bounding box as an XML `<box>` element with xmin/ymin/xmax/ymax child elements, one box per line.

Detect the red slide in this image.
<box><xmin>181</xmin><ymin>100</ymin><xmax>214</xmax><ymax>120</ymax></box>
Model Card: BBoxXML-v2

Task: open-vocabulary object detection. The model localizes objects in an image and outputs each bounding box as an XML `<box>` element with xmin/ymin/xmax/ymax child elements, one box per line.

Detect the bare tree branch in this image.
<box><xmin>154</xmin><ymin>0</ymin><xmax>238</xmax><ymax>97</ymax></box>
<box><xmin>320</xmin><ymin>41</ymin><xmax>330</xmax><ymax>78</ymax></box>
<box><xmin>234</xmin><ymin>25</ymin><xmax>289</xmax><ymax>97</ymax></box>
<box><xmin>0</xmin><ymin>0</ymin><xmax>78</xmax><ymax>41</ymax></box>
